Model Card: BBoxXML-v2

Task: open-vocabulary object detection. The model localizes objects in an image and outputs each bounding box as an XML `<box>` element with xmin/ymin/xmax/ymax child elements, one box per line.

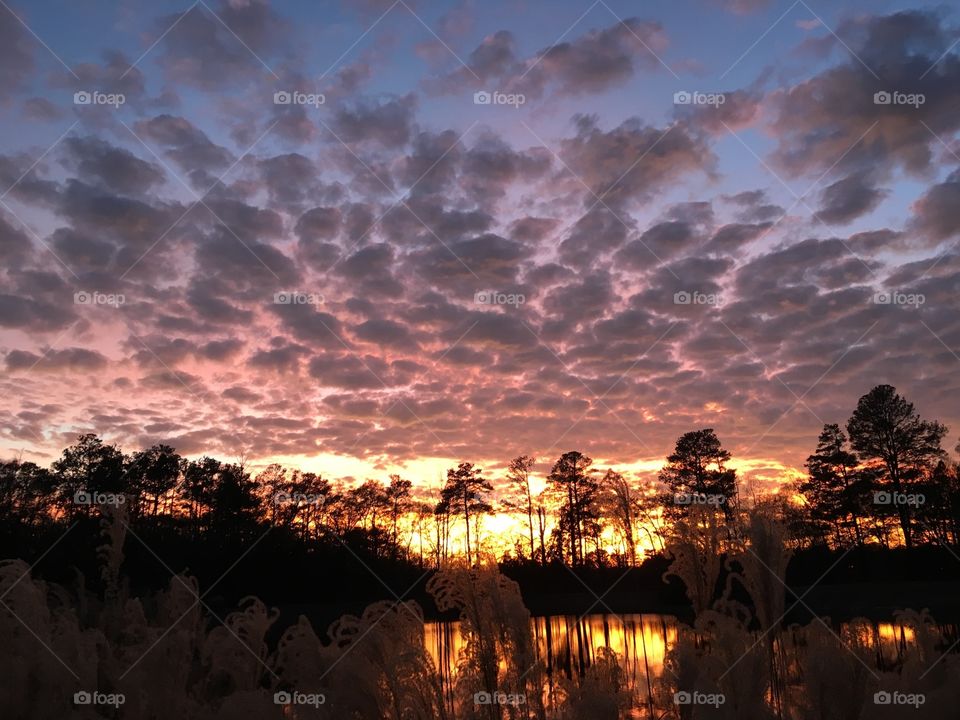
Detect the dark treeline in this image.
<box><xmin>2</xmin><ymin>384</ymin><xmax>959</xmax><ymax>617</ymax></box>
<box><xmin>791</xmin><ymin>384</ymin><xmax>959</xmax><ymax>549</ymax></box>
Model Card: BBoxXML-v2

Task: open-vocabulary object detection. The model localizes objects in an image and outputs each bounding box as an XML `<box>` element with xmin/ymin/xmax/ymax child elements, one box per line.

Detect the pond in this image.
<box><xmin>424</xmin><ymin>612</ymin><xmax>958</xmax><ymax>715</ymax></box>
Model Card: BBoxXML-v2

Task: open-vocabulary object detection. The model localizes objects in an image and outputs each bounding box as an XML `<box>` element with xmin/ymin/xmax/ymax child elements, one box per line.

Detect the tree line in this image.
<box><xmin>793</xmin><ymin>384</ymin><xmax>959</xmax><ymax>549</ymax></box>
<box><xmin>1</xmin><ymin>384</ymin><xmax>957</xmax><ymax>573</ymax></box>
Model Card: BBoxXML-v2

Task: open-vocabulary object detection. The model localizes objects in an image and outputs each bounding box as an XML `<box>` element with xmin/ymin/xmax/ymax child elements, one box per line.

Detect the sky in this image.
<box><xmin>1</xmin><ymin>0</ymin><xmax>959</xmax><ymax>492</ymax></box>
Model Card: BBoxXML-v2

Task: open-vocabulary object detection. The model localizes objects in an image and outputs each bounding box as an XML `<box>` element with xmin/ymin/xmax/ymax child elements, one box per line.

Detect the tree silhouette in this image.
<box><xmin>129</xmin><ymin>444</ymin><xmax>182</xmax><ymax>517</ymax></box>
<box><xmin>658</xmin><ymin>429</ymin><xmax>737</xmax><ymax>519</ymax></box>
<box><xmin>601</xmin><ymin>470</ymin><xmax>640</xmax><ymax>566</ymax></box>
<box><xmin>847</xmin><ymin>385</ymin><xmax>947</xmax><ymax>548</ymax></box>
<box><xmin>441</xmin><ymin>462</ymin><xmax>492</xmax><ymax>565</ymax></box>
<box><xmin>799</xmin><ymin>424</ymin><xmax>866</xmax><ymax>546</ymax></box>
<box><xmin>385</xmin><ymin>474</ymin><xmax>413</xmax><ymax>555</ymax></box>
<box><xmin>208</xmin><ymin>462</ymin><xmax>262</xmax><ymax>531</ymax></box>
<box><xmin>52</xmin><ymin>434</ymin><xmax>125</xmax><ymax>516</ymax></box>
<box><xmin>433</xmin><ymin>497</ymin><xmax>452</xmax><ymax>569</ymax></box>
<box><xmin>0</xmin><ymin>459</ymin><xmax>56</xmax><ymax>521</ymax></box>
<box><xmin>501</xmin><ymin>455</ymin><xmax>536</xmax><ymax>561</ymax></box>
<box><xmin>182</xmin><ymin>456</ymin><xmax>221</xmax><ymax>531</ymax></box>
<box><xmin>547</xmin><ymin>451</ymin><xmax>598</xmax><ymax>566</ymax></box>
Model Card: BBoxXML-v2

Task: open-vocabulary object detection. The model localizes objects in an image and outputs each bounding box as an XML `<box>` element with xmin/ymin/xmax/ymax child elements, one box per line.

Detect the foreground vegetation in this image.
<box><xmin>4</xmin><ymin>503</ymin><xmax>960</xmax><ymax>719</ymax></box>
<box><xmin>3</xmin><ymin>382</ymin><xmax>960</xmax><ymax>716</ymax></box>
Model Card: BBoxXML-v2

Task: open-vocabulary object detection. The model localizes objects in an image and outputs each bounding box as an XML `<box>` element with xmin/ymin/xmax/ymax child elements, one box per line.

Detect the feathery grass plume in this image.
<box><xmin>874</xmin><ymin>609</ymin><xmax>960</xmax><ymax>719</ymax></box>
<box><xmin>271</xmin><ymin>614</ymin><xmax>333</xmax><ymax>709</ymax></box>
<box><xmin>119</xmin><ymin>573</ymin><xmax>204</xmax><ymax>717</ymax></box>
<box><xmin>97</xmin><ymin>501</ymin><xmax>128</xmax><ymax>598</ymax></box>
<box><xmin>892</xmin><ymin>608</ymin><xmax>940</xmax><ymax>670</ymax></box>
<box><xmin>728</xmin><ymin>510</ymin><xmax>792</xmax><ymax>636</ymax></box>
<box><xmin>662</xmin><ymin>505</ymin><xmax>726</xmax><ymax>616</ymax></box>
<box><xmin>795</xmin><ymin>620</ymin><xmax>876</xmax><ymax>720</ymax></box>
<box><xmin>661</xmin><ymin>609</ymin><xmax>774</xmax><ymax>720</ymax></box>
<box><xmin>722</xmin><ymin>509</ymin><xmax>792</xmax><ymax>715</ymax></box>
<box><xmin>325</xmin><ymin>600</ymin><xmax>447</xmax><ymax>720</ymax></box>
<box><xmin>202</xmin><ymin>597</ymin><xmax>279</xmax><ymax>697</ymax></box>
<box><xmin>556</xmin><ymin>646</ymin><xmax>629</xmax><ymax>720</ymax></box>
<box><xmin>699</xmin><ymin>610</ymin><xmax>774</xmax><ymax>719</ymax></box>
<box><xmin>427</xmin><ymin>561</ymin><xmax>546</xmax><ymax>720</ymax></box>
<box><xmin>0</xmin><ymin>560</ymin><xmax>73</xmax><ymax>718</ymax></box>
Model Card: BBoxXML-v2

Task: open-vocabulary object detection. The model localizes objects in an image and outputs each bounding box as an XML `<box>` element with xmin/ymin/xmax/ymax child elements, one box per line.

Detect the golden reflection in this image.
<box><xmin>425</xmin><ymin>614</ymin><xmax>948</xmax><ymax>711</ymax></box>
<box><xmin>424</xmin><ymin>613</ymin><xmax>679</xmax><ymax>707</ymax></box>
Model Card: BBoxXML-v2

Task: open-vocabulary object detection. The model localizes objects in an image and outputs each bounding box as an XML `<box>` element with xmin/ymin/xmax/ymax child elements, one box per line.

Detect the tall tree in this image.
<box><xmin>433</xmin><ymin>496</ymin><xmax>451</xmax><ymax>568</ymax></box>
<box><xmin>0</xmin><ymin>460</ymin><xmax>56</xmax><ymax>521</ymax></box>
<box><xmin>181</xmin><ymin>457</ymin><xmax>221</xmax><ymax>530</ymax></box>
<box><xmin>658</xmin><ymin>429</ymin><xmax>737</xmax><ymax>518</ymax></box>
<box><xmin>52</xmin><ymin>434</ymin><xmax>126</xmax><ymax>515</ymax></box>
<box><xmin>847</xmin><ymin>385</ymin><xmax>947</xmax><ymax>548</ymax></box>
<box><xmin>501</xmin><ymin>455</ymin><xmax>536</xmax><ymax>561</ymax></box>
<box><xmin>535</xmin><ymin>494</ymin><xmax>548</xmax><ymax>564</ymax></box>
<box><xmin>348</xmin><ymin>480</ymin><xmax>390</xmax><ymax>555</ymax></box>
<box><xmin>441</xmin><ymin>462</ymin><xmax>492</xmax><ymax>565</ymax></box>
<box><xmin>602</xmin><ymin>470</ymin><xmax>640</xmax><ymax>566</ymax></box>
<box><xmin>799</xmin><ymin>424</ymin><xmax>866</xmax><ymax>547</ymax></box>
<box><xmin>254</xmin><ymin>463</ymin><xmax>290</xmax><ymax>526</ymax></box>
<box><xmin>547</xmin><ymin>451</ymin><xmax>599</xmax><ymax>566</ymax></box>
<box><xmin>129</xmin><ymin>444</ymin><xmax>182</xmax><ymax>516</ymax></box>
<box><xmin>385</xmin><ymin>474</ymin><xmax>413</xmax><ymax>555</ymax></box>
<box><xmin>209</xmin><ymin>462</ymin><xmax>262</xmax><ymax>531</ymax></box>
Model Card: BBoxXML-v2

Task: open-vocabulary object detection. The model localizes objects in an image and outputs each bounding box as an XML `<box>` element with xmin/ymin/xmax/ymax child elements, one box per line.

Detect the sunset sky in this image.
<box><xmin>1</xmin><ymin>0</ymin><xmax>959</xmax><ymax>491</ymax></box>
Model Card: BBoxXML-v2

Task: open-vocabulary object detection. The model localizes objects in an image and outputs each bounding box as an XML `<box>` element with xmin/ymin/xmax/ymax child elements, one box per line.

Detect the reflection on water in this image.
<box><xmin>425</xmin><ymin>613</ymin><xmax>678</xmax><ymax>711</ymax></box>
<box><xmin>424</xmin><ymin>613</ymin><xmax>956</xmax><ymax>713</ymax></box>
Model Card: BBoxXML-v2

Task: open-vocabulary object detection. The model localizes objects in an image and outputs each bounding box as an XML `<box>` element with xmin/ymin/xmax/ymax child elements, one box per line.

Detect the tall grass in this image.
<box><xmin>2</xmin><ymin>507</ymin><xmax>958</xmax><ymax>718</ymax></box>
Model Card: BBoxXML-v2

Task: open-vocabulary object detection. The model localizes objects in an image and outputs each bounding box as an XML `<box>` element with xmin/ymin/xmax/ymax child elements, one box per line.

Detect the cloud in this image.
<box><xmin>909</xmin><ymin>168</ymin><xmax>960</xmax><ymax>243</ymax></box>
<box><xmin>61</xmin><ymin>136</ymin><xmax>166</xmax><ymax>195</ymax></box>
<box><xmin>134</xmin><ymin>115</ymin><xmax>234</xmax><ymax>180</ymax></box>
<box><xmin>5</xmin><ymin>347</ymin><xmax>108</xmax><ymax>372</ymax></box>
<box><xmin>0</xmin><ymin>8</ymin><xmax>34</xmax><ymax>94</ymax></box>
<box><xmin>710</xmin><ymin>0</ymin><xmax>771</xmax><ymax>15</ymax></box>
<box><xmin>674</xmin><ymin>90</ymin><xmax>762</xmax><ymax>134</ymax></box>
<box><xmin>430</xmin><ymin>18</ymin><xmax>671</xmax><ymax>99</ymax></box>
<box><xmin>816</xmin><ymin>171</ymin><xmax>887</xmax><ymax>224</ymax></box>
<box><xmin>560</xmin><ymin>116</ymin><xmax>713</xmax><ymax>209</ymax></box>
<box><xmin>769</xmin><ymin>10</ymin><xmax>960</xmax><ymax>178</ymax></box>
<box><xmin>0</xmin><ymin>214</ymin><xmax>33</xmax><ymax>265</ymax></box>
<box><xmin>22</xmin><ymin>97</ymin><xmax>63</xmax><ymax>122</ymax></box>
<box><xmin>0</xmin><ymin>292</ymin><xmax>75</xmax><ymax>331</ymax></box>
<box><xmin>152</xmin><ymin>0</ymin><xmax>289</xmax><ymax>89</ymax></box>
<box><xmin>3</xmin><ymin>0</ymin><xmax>960</xmax><ymax>474</ymax></box>
<box><xmin>330</xmin><ymin>94</ymin><xmax>418</xmax><ymax>148</ymax></box>
<box><xmin>352</xmin><ymin>318</ymin><xmax>419</xmax><ymax>350</ymax></box>
<box><xmin>705</xmin><ymin>222</ymin><xmax>773</xmax><ymax>253</ymax></box>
